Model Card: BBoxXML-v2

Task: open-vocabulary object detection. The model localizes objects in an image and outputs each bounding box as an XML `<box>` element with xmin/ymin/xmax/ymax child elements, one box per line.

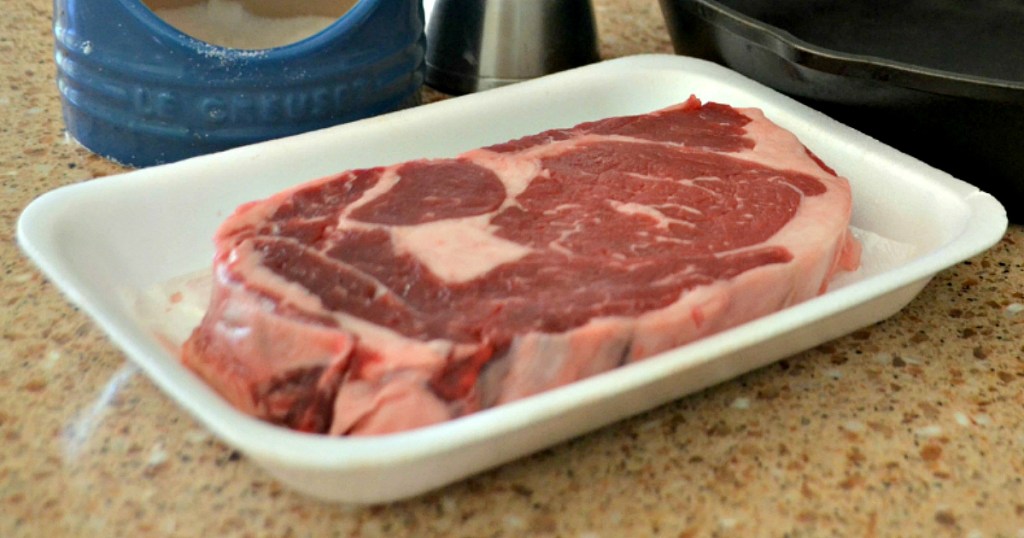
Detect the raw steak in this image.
<box><xmin>182</xmin><ymin>97</ymin><xmax>861</xmax><ymax>435</ymax></box>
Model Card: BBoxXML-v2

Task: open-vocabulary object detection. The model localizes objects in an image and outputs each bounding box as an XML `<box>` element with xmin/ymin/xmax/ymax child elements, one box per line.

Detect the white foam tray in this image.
<box><xmin>18</xmin><ymin>55</ymin><xmax>1006</xmax><ymax>503</ymax></box>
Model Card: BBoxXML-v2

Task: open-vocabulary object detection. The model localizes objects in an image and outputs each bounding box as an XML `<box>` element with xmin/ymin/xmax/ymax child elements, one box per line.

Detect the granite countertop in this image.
<box><xmin>3</xmin><ymin>0</ymin><xmax>1024</xmax><ymax>536</ymax></box>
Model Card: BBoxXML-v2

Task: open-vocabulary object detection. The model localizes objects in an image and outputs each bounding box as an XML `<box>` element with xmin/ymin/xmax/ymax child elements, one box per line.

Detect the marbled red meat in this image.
<box><xmin>182</xmin><ymin>97</ymin><xmax>860</xmax><ymax>435</ymax></box>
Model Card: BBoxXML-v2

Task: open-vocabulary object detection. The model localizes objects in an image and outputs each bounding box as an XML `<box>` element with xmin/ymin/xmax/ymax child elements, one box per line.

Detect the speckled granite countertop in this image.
<box><xmin>3</xmin><ymin>1</ymin><xmax>1024</xmax><ymax>536</ymax></box>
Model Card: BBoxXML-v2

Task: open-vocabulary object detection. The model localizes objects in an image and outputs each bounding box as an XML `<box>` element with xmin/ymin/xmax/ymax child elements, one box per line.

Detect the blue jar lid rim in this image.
<box><xmin>117</xmin><ymin>0</ymin><xmax>379</xmax><ymax>59</ymax></box>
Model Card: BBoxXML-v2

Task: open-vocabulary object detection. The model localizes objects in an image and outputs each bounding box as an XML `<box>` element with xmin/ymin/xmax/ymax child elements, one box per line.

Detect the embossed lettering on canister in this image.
<box><xmin>54</xmin><ymin>0</ymin><xmax>425</xmax><ymax>166</ymax></box>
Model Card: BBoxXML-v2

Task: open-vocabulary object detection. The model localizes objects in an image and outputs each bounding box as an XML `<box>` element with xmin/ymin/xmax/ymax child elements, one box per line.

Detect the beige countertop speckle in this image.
<box><xmin>3</xmin><ymin>0</ymin><xmax>1024</xmax><ymax>536</ymax></box>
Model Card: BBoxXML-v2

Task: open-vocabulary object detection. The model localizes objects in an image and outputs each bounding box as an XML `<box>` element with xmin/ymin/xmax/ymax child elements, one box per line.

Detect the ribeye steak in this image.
<box><xmin>182</xmin><ymin>97</ymin><xmax>861</xmax><ymax>435</ymax></box>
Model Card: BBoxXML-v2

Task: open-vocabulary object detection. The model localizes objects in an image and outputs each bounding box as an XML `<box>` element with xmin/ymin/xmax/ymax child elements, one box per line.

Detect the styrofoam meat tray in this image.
<box><xmin>18</xmin><ymin>55</ymin><xmax>1007</xmax><ymax>503</ymax></box>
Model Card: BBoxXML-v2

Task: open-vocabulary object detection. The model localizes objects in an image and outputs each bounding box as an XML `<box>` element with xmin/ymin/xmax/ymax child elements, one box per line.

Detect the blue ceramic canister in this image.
<box><xmin>54</xmin><ymin>0</ymin><xmax>425</xmax><ymax>167</ymax></box>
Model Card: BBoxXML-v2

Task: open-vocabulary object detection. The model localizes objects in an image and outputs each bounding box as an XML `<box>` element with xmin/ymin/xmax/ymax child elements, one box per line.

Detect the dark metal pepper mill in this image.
<box><xmin>425</xmin><ymin>0</ymin><xmax>601</xmax><ymax>95</ymax></box>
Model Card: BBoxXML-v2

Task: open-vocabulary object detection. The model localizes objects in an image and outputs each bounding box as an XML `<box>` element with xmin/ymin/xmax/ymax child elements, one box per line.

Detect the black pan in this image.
<box><xmin>659</xmin><ymin>0</ymin><xmax>1024</xmax><ymax>221</ymax></box>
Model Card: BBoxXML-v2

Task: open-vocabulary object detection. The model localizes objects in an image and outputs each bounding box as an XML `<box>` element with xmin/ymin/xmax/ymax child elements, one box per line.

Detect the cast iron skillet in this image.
<box><xmin>659</xmin><ymin>0</ymin><xmax>1024</xmax><ymax>221</ymax></box>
